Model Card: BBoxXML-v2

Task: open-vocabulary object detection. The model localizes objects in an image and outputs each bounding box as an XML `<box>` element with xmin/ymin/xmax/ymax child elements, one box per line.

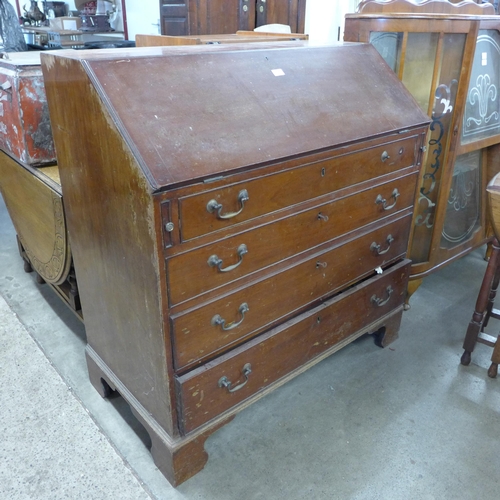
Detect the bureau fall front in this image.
<box><xmin>40</xmin><ymin>42</ymin><xmax>430</xmax><ymax>485</ymax></box>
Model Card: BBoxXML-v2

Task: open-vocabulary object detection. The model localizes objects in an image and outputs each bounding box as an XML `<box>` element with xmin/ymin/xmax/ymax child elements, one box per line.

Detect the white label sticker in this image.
<box><xmin>272</xmin><ymin>68</ymin><xmax>285</xmax><ymax>77</ymax></box>
<box><xmin>482</xmin><ymin>52</ymin><xmax>488</xmax><ymax>66</ymax></box>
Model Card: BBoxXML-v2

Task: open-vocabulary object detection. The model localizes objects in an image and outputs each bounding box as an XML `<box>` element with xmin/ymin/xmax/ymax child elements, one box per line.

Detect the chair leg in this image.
<box><xmin>461</xmin><ymin>238</ymin><xmax>500</xmax><ymax>366</ymax></box>
<box><xmin>482</xmin><ymin>255</ymin><xmax>500</xmax><ymax>331</ymax></box>
<box><xmin>487</xmin><ymin>335</ymin><xmax>500</xmax><ymax>378</ymax></box>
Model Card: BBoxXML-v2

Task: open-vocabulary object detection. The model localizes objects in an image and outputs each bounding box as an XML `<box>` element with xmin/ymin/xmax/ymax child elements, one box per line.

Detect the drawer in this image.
<box><xmin>168</xmin><ymin>173</ymin><xmax>417</xmax><ymax>305</ymax></box>
<box><xmin>178</xmin><ymin>136</ymin><xmax>419</xmax><ymax>241</ymax></box>
<box><xmin>175</xmin><ymin>259</ymin><xmax>410</xmax><ymax>433</ymax></box>
<box><xmin>171</xmin><ymin>213</ymin><xmax>412</xmax><ymax>371</ymax></box>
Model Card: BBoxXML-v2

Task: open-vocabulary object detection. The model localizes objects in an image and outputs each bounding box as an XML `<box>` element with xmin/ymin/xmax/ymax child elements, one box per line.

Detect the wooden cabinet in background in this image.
<box><xmin>160</xmin><ymin>0</ymin><xmax>306</xmax><ymax>36</ymax></box>
<box><xmin>345</xmin><ymin>0</ymin><xmax>500</xmax><ymax>303</ymax></box>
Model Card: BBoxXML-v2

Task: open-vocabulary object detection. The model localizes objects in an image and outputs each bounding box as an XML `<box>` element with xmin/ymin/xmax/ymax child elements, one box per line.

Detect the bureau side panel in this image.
<box><xmin>41</xmin><ymin>55</ymin><xmax>176</xmax><ymax>435</ymax></box>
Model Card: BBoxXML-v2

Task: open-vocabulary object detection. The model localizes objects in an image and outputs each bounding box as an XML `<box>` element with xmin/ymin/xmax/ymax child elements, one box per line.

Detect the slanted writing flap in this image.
<box><xmin>53</xmin><ymin>43</ymin><xmax>429</xmax><ymax>188</ymax></box>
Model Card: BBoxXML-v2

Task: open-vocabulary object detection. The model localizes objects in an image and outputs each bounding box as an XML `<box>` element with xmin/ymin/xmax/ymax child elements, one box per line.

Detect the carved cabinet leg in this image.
<box><xmin>461</xmin><ymin>238</ymin><xmax>500</xmax><ymax>366</ymax></box>
<box><xmin>405</xmin><ymin>277</ymin><xmax>423</xmax><ymax>310</ymax></box>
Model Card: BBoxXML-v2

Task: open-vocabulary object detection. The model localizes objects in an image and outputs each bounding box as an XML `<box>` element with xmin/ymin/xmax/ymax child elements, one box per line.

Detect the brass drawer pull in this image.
<box><xmin>206</xmin><ymin>189</ymin><xmax>249</xmax><ymax>220</ymax></box>
<box><xmin>208</xmin><ymin>244</ymin><xmax>248</xmax><ymax>272</ymax></box>
<box><xmin>370</xmin><ymin>234</ymin><xmax>395</xmax><ymax>255</ymax></box>
<box><xmin>375</xmin><ymin>188</ymin><xmax>400</xmax><ymax>211</ymax></box>
<box><xmin>218</xmin><ymin>363</ymin><xmax>252</xmax><ymax>393</ymax></box>
<box><xmin>381</xmin><ymin>150</ymin><xmax>390</xmax><ymax>162</ymax></box>
<box><xmin>211</xmin><ymin>303</ymin><xmax>249</xmax><ymax>331</ymax></box>
<box><xmin>371</xmin><ymin>286</ymin><xmax>393</xmax><ymax>307</ymax></box>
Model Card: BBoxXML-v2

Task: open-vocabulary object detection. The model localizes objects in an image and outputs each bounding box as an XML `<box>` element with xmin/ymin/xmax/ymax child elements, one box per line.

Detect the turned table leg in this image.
<box><xmin>461</xmin><ymin>238</ymin><xmax>500</xmax><ymax>366</ymax></box>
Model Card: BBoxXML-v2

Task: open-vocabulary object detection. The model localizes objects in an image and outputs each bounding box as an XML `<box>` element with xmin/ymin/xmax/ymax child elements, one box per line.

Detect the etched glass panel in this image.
<box><xmin>410</xmin><ymin>33</ymin><xmax>466</xmax><ymax>263</ymax></box>
<box><xmin>462</xmin><ymin>31</ymin><xmax>500</xmax><ymax>144</ymax></box>
<box><xmin>402</xmin><ymin>33</ymin><xmax>439</xmax><ymax>113</ymax></box>
<box><xmin>441</xmin><ymin>150</ymin><xmax>482</xmax><ymax>248</ymax></box>
<box><xmin>369</xmin><ymin>32</ymin><xmax>402</xmax><ymax>74</ymax></box>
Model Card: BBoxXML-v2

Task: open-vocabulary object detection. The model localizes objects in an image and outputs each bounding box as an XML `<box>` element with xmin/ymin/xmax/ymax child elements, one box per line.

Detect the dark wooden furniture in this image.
<box><xmin>41</xmin><ymin>42</ymin><xmax>429</xmax><ymax>485</ymax></box>
<box><xmin>160</xmin><ymin>0</ymin><xmax>306</xmax><ymax>36</ymax></box>
<box><xmin>0</xmin><ymin>52</ymin><xmax>81</xmax><ymax>317</ymax></box>
<box><xmin>0</xmin><ymin>52</ymin><xmax>55</xmax><ymax>166</ymax></box>
<box><xmin>344</xmin><ymin>0</ymin><xmax>500</xmax><ymax>304</ymax></box>
<box><xmin>0</xmin><ymin>151</ymin><xmax>81</xmax><ymax>317</ymax></box>
<box><xmin>135</xmin><ymin>31</ymin><xmax>308</xmax><ymax>47</ymax></box>
<box><xmin>462</xmin><ymin>172</ymin><xmax>500</xmax><ymax>377</ymax></box>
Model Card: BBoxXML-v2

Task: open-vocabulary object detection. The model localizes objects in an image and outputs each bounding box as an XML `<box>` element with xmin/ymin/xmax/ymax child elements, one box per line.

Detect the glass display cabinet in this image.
<box><xmin>345</xmin><ymin>0</ymin><xmax>500</xmax><ymax>303</ymax></box>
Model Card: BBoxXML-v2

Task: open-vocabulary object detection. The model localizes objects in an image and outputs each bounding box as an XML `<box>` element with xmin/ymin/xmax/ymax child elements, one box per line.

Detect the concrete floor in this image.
<box><xmin>1</xmin><ymin>192</ymin><xmax>500</xmax><ymax>500</ymax></box>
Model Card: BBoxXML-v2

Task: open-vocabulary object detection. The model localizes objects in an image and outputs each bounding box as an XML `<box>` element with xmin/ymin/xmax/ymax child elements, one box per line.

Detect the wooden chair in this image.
<box><xmin>461</xmin><ymin>173</ymin><xmax>500</xmax><ymax>377</ymax></box>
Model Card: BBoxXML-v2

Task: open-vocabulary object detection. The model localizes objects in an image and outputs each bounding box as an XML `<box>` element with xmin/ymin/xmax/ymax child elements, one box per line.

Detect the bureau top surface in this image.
<box><xmin>41</xmin><ymin>43</ymin><xmax>429</xmax><ymax>190</ymax></box>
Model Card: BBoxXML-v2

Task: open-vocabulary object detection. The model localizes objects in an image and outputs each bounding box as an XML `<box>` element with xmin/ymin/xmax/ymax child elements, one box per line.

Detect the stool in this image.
<box><xmin>461</xmin><ymin>173</ymin><xmax>500</xmax><ymax>378</ymax></box>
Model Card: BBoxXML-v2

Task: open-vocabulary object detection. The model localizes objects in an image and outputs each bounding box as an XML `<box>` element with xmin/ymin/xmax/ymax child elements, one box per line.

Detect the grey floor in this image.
<box><xmin>1</xmin><ymin>192</ymin><xmax>499</xmax><ymax>500</ymax></box>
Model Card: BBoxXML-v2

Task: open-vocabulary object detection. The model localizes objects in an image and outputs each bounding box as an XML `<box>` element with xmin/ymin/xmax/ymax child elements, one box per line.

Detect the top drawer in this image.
<box><xmin>178</xmin><ymin>136</ymin><xmax>418</xmax><ymax>241</ymax></box>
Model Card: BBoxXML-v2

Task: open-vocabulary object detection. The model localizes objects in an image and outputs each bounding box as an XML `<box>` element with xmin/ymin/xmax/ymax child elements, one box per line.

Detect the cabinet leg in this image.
<box><xmin>372</xmin><ymin>308</ymin><xmax>403</xmax><ymax>348</ymax></box>
<box><xmin>131</xmin><ymin>405</ymin><xmax>229</xmax><ymax>487</ymax></box>
<box><xmin>462</xmin><ymin>238</ymin><xmax>500</xmax><ymax>364</ymax></box>
<box><xmin>404</xmin><ymin>277</ymin><xmax>423</xmax><ymax>310</ymax></box>
<box><xmin>86</xmin><ymin>350</ymin><xmax>116</xmax><ymax>398</ymax></box>
<box><xmin>85</xmin><ymin>345</ymin><xmax>233</xmax><ymax>486</ymax></box>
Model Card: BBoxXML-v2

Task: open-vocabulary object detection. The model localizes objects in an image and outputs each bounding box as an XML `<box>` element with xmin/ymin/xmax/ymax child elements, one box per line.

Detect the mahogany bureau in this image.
<box><xmin>41</xmin><ymin>42</ymin><xmax>430</xmax><ymax>485</ymax></box>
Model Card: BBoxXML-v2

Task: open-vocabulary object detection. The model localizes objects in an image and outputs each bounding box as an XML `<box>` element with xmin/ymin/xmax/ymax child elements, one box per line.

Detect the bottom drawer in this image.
<box><xmin>176</xmin><ymin>259</ymin><xmax>410</xmax><ymax>433</ymax></box>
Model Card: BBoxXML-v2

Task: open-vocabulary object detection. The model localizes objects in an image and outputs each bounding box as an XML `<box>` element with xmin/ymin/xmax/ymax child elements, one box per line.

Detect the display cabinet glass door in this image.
<box><xmin>461</xmin><ymin>30</ymin><xmax>500</xmax><ymax>144</ymax></box>
<box><xmin>370</xmin><ymin>31</ymin><xmax>467</xmax><ymax>263</ymax></box>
